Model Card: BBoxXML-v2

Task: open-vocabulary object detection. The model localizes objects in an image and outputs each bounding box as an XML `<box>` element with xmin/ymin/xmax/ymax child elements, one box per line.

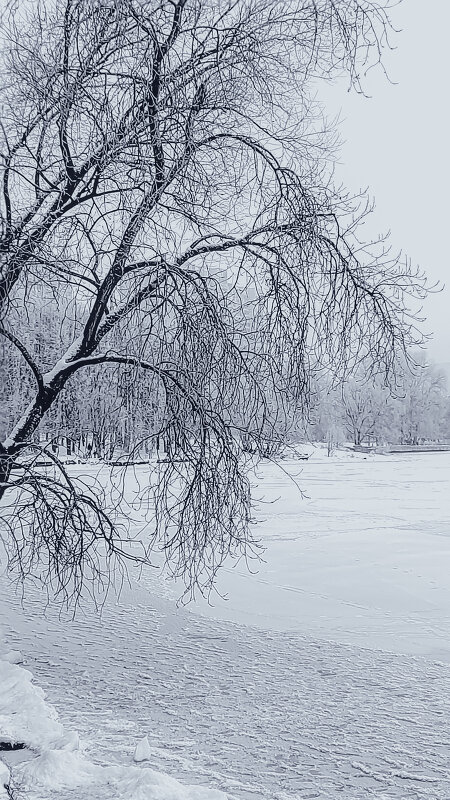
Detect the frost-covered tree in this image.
<box><xmin>341</xmin><ymin>376</ymin><xmax>391</xmax><ymax>446</ymax></box>
<box><xmin>304</xmin><ymin>378</ymin><xmax>346</xmax><ymax>454</ymax></box>
<box><xmin>0</xmin><ymin>0</ymin><xmax>428</xmax><ymax>601</ymax></box>
<box><xmin>396</xmin><ymin>356</ymin><xmax>447</xmax><ymax>445</ymax></box>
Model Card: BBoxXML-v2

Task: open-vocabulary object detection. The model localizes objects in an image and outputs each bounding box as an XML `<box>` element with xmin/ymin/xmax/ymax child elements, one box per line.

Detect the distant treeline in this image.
<box><xmin>304</xmin><ymin>357</ymin><xmax>449</xmax><ymax>450</ymax></box>
<box><xmin>2</xmin><ymin>314</ymin><xmax>448</xmax><ymax>460</ymax></box>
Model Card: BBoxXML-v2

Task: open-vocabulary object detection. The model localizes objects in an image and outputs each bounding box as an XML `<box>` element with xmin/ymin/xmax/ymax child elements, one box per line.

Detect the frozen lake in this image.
<box><xmin>188</xmin><ymin>450</ymin><xmax>450</xmax><ymax>660</ymax></box>
<box><xmin>1</xmin><ymin>450</ymin><xmax>450</xmax><ymax>799</ymax></box>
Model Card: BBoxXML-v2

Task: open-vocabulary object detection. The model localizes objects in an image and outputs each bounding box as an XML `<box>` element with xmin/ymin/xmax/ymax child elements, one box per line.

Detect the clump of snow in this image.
<box><xmin>106</xmin><ymin>764</ymin><xmax>227</xmax><ymax>800</ymax></box>
<box><xmin>3</xmin><ymin>651</ymin><xmax>23</xmax><ymax>665</ymax></box>
<box><xmin>0</xmin><ymin>653</ymin><xmax>228</xmax><ymax>799</ymax></box>
<box><xmin>134</xmin><ymin>734</ymin><xmax>152</xmax><ymax>762</ymax></box>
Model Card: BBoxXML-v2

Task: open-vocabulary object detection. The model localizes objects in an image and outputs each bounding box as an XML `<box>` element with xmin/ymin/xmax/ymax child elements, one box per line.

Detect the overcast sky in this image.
<box><xmin>319</xmin><ymin>0</ymin><xmax>449</xmax><ymax>365</ymax></box>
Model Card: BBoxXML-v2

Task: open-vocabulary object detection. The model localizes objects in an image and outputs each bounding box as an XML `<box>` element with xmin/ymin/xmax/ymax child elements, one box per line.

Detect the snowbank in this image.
<box><xmin>16</xmin><ymin>751</ymin><xmax>227</xmax><ymax>799</ymax></box>
<box><xmin>0</xmin><ymin>761</ymin><xmax>9</xmax><ymax>798</ymax></box>
<box><xmin>0</xmin><ymin>653</ymin><xmax>228</xmax><ymax>799</ymax></box>
<box><xmin>0</xmin><ymin>658</ymin><xmax>64</xmax><ymax>750</ymax></box>
<box><xmin>301</xmin><ymin>442</ymin><xmax>384</xmax><ymax>461</ymax></box>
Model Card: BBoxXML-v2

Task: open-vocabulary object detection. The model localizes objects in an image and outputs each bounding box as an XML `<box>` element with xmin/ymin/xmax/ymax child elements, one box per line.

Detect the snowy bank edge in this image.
<box><xmin>0</xmin><ymin>653</ymin><xmax>228</xmax><ymax>799</ymax></box>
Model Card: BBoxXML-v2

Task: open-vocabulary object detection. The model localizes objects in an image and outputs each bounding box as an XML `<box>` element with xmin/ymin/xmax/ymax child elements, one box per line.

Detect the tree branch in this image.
<box><xmin>0</xmin><ymin>326</ymin><xmax>44</xmax><ymax>392</ymax></box>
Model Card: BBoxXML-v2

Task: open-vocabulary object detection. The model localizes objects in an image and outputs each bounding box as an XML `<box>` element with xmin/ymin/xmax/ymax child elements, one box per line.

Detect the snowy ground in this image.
<box><xmin>1</xmin><ymin>449</ymin><xmax>450</xmax><ymax>799</ymax></box>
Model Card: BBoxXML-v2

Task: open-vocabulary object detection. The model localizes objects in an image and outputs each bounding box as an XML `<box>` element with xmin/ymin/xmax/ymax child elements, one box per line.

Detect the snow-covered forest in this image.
<box><xmin>1</xmin><ymin>0</ymin><xmax>449</xmax><ymax>798</ymax></box>
<box><xmin>307</xmin><ymin>356</ymin><xmax>450</xmax><ymax>449</ymax></box>
<box><xmin>2</xmin><ymin>322</ymin><xmax>449</xmax><ymax>457</ymax></box>
<box><xmin>0</xmin><ymin>309</ymin><xmax>450</xmax><ymax>461</ymax></box>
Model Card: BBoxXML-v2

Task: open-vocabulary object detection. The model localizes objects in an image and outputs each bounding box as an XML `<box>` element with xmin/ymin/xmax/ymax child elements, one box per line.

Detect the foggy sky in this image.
<box><xmin>319</xmin><ymin>0</ymin><xmax>450</xmax><ymax>366</ymax></box>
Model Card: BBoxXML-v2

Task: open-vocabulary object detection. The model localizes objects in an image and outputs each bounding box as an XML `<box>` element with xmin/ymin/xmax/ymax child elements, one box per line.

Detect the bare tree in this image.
<box><xmin>0</xmin><ymin>0</ymin><xmax>428</xmax><ymax>601</ymax></box>
<box><xmin>341</xmin><ymin>376</ymin><xmax>390</xmax><ymax>446</ymax></box>
<box><xmin>396</xmin><ymin>355</ymin><xmax>447</xmax><ymax>445</ymax></box>
<box><xmin>302</xmin><ymin>373</ymin><xmax>344</xmax><ymax>454</ymax></box>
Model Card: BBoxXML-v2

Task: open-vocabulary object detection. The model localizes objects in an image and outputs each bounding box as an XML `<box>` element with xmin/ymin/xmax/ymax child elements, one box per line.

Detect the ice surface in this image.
<box><xmin>1</xmin><ymin>449</ymin><xmax>450</xmax><ymax>798</ymax></box>
<box><xmin>189</xmin><ymin>450</ymin><xmax>450</xmax><ymax>659</ymax></box>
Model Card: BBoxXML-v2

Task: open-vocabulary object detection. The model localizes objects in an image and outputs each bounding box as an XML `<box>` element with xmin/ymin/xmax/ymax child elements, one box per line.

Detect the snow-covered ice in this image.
<box><xmin>0</xmin><ymin>638</ymin><xmax>227</xmax><ymax>799</ymax></box>
<box><xmin>191</xmin><ymin>450</ymin><xmax>450</xmax><ymax>660</ymax></box>
<box><xmin>1</xmin><ymin>449</ymin><xmax>450</xmax><ymax>798</ymax></box>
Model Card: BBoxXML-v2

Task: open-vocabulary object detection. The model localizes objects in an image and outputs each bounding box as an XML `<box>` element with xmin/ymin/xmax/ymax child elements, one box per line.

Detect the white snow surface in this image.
<box><xmin>0</xmin><ymin>658</ymin><xmax>64</xmax><ymax>749</ymax></box>
<box><xmin>134</xmin><ymin>735</ymin><xmax>153</xmax><ymax>762</ymax></box>
<box><xmin>0</xmin><ymin>761</ymin><xmax>9</xmax><ymax>798</ymax></box>
<box><xmin>15</xmin><ymin>750</ymin><xmax>227</xmax><ymax>799</ymax></box>
<box><xmin>1</xmin><ymin>449</ymin><xmax>450</xmax><ymax>798</ymax></box>
<box><xmin>189</xmin><ymin>448</ymin><xmax>450</xmax><ymax>660</ymax></box>
<box><xmin>0</xmin><ymin>647</ymin><xmax>227</xmax><ymax>799</ymax></box>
